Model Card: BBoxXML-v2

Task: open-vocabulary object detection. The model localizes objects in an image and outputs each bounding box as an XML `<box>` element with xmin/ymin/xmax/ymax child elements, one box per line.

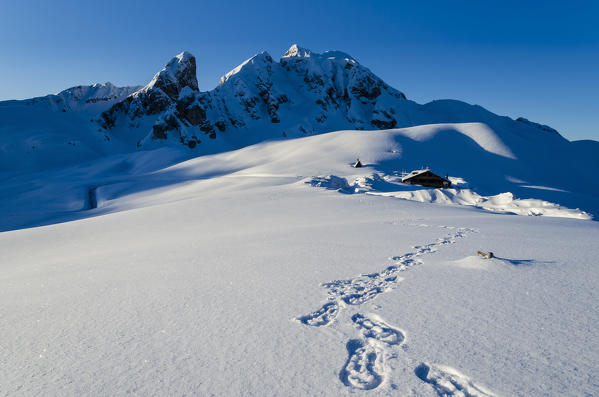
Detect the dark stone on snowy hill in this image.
<box><xmin>152</xmin><ymin>115</ymin><xmax>179</xmax><ymax>139</ymax></box>
<box><xmin>371</xmin><ymin>118</ymin><xmax>397</xmax><ymax>129</ymax></box>
<box><xmin>215</xmin><ymin>121</ymin><xmax>226</xmax><ymax>131</ymax></box>
<box><xmin>182</xmin><ymin>104</ymin><xmax>207</xmax><ymax>126</ymax></box>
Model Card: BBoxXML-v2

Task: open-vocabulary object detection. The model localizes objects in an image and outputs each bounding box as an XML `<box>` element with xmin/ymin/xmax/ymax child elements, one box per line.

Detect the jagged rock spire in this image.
<box><xmin>146</xmin><ymin>51</ymin><xmax>198</xmax><ymax>100</ymax></box>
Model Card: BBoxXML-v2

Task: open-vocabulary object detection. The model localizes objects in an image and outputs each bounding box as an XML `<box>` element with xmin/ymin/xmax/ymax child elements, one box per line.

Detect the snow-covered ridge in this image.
<box><xmin>93</xmin><ymin>44</ymin><xmax>580</xmax><ymax>158</ymax></box>
<box><xmin>0</xmin><ymin>82</ymin><xmax>141</xmax><ymax>112</ymax></box>
<box><xmin>97</xmin><ymin>44</ymin><xmax>408</xmax><ymax>148</ymax></box>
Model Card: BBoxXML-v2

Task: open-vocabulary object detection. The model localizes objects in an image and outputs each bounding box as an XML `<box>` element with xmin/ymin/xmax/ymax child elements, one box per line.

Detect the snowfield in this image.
<box><xmin>1</xmin><ymin>125</ymin><xmax>599</xmax><ymax>395</ymax></box>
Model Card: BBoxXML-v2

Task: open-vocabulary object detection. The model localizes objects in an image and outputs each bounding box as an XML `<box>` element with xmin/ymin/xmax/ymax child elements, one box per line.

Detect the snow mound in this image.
<box><xmin>307</xmin><ymin>172</ymin><xmax>591</xmax><ymax>220</ymax></box>
<box><xmin>451</xmin><ymin>255</ymin><xmax>541</xmax><ymax>270</ymax></box>
<box><xmin>367</xmin><ymin>188</ymin><xmax>591</xmax><ymax>219</ymax></box>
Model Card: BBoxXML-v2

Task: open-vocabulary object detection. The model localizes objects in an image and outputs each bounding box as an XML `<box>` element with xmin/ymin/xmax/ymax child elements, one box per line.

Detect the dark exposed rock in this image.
<box><xmin>215</xmin><ymin>121</ymin><xmax>226</xmax><ymax>131</ymax></box>
<box><xmin>371</xmin><ymin>118</ymin><xmax>397</xmax><ymax>129</ymax></box>
<box><xmin>183</xmin><ymin>105</ymin><xmax>207</xmax><ymax>125</ymax></box>
<box><xmin>152</xmin><ymin>114</ymin><xmax>179</xmax><ymax>140</ymax></box>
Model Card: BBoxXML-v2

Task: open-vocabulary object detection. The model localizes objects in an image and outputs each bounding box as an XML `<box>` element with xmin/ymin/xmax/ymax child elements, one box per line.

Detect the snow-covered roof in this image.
<box><xmin>402</xmin><ymin>169</ymin><xmax>449</xmax><ymax>183</ymax></box>
<box><xmin>402</xmin><ymin>169</ymin><xmax>429</xmax><ymax>180</ymax></box>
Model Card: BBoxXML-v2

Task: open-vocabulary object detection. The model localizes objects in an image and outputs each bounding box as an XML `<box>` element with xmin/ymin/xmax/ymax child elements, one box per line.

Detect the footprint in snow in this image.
<box><xmin>352</xmin><ymin>313</ymin><xmax>405</xmax><ymax>346</ymax></box>
<box><xmin>339</xmin><ymin>339</ymin><xmax>384</xmax><ymax>390</ymax></box>
<box><xmin>296</xmin><ymin>301</ymin><xmax>339</xmax><ymax>326</ymax></box>
<box><xmin>415</xmin><ymin>363</ymin><xmax>495</xmax><ymax>397</ymax></box>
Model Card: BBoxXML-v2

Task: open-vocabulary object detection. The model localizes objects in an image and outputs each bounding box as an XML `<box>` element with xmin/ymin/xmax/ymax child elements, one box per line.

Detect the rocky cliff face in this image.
<box><xmin>98</xmin><ymin>45</ymin><xmax>408</xmax><ymax>149</ymax></box>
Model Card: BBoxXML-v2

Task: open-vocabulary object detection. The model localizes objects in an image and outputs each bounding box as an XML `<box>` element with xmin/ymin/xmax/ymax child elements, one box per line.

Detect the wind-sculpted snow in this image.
<box><xmin>368</xmin><ymin>187</ymin><xmax>591</xmax><ymax>219</ymax></box>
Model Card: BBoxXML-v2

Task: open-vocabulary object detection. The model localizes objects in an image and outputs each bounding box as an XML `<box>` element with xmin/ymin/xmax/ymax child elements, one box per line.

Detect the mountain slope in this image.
<box><xmin>0</xmin><ymin>83</ymin><xmax>140</xmax><ymax>173</ymax></box>
<box><xmin>1</xmin><ymin>122</ymin><xmax>596</xmax><ymax>234</ymax></box>
<box><xmin>0</xmin><ymin>44</ymin><xmax>597</xmax><ymax>217</ymax></box>
<box><xmin>1</xmin><ymin>120</ymin><xmax>599</xmax><ymax>395</ymax></box>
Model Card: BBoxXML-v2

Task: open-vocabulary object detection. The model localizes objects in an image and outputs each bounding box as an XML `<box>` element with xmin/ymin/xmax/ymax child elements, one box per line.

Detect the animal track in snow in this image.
<box><xmin>352</xmin><ymin>313</ymin><xmax>405</xmax><ymax>346</ymax></box>
<box><xmin>339</xmin><ymin>339</ymin><xmax>385</xmax><ymax>390</ymax></box>
<box><xmin>415</xmin><ymin>363</ymin><xmax>495</xmax><ymax>397</ymax></box>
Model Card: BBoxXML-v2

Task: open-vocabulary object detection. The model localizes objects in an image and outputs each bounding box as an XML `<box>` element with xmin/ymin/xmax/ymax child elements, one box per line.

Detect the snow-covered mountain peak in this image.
<box><xmin>283</xmin><ymin>44</ymin><xmax>312</xmax><ymax>58</ymax></box>
<box><xmin>96</xmin><ymin>46</ymin><xmax>411</xmax><ymax>148</ymax></box>
<box><xmin>219</xmin><ymin>51</ymin><xmax>274</xmax><ymax>85</ymax></box>
<box><xmin>145</xmin><ymin>51</ymin><xmax>198</xmax><ymax>100</ymax></box>
<box><xmin>282</xmin><ymin>45</ymin><xmax>355</xmax><ymax>62</ymax></box>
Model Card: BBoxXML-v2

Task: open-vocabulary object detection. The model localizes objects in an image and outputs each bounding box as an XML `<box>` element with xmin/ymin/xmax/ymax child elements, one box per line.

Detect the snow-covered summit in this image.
<box><xmin>0</xmin><ymin>82</ymin><xmax>141</xmax><ymax>113</ymax></box>
<box><xmin>283</xmin><ymin>44</ymin><xmax>312</xmax><ymax>58</ymax></box>
<box><xmin>219</xmin><ymin>51</ymin><xmax>274</xmax><ymax>85</ymax></box>
<box><xmin>283</xmin><ymin>44</ymin><xmax>356</xmax><ymax>62</ymax></box>
<box><xmin>144</xmin><ymin>51</ymin><xmax>198</xmax><ymax>100</ymax></box>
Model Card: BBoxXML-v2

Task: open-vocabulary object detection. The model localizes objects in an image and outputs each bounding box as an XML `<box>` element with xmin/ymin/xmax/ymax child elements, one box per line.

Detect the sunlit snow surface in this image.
<box><xmin>1</xmin><ymin>126</ymin><xmax>598</xmax><ymax>395</ymax></box>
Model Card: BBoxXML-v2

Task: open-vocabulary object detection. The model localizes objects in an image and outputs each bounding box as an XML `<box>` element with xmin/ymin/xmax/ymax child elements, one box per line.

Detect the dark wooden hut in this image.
<box><xmin>402</xmin><ymin>169</ymin><xmax>451</xmax><ymax>188</ymax></box>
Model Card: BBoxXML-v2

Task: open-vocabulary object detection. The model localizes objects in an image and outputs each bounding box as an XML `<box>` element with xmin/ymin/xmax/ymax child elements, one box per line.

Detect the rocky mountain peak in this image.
<box><xmin>146</xmin><ymin>51</ymin><xmax>198</xmax><ymax>100</ymax></box>
<box><xmin>99</xmin><ymin>45</ymin><xmax>408</xmax><ymax>149</ymax></box>
<box><xmin>283</xmin><ymin>44</ymin><xmax>312</xmax><ymax>58</ymax></box>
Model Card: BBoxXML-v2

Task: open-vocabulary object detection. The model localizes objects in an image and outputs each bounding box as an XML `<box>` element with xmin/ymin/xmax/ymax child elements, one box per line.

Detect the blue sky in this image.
<box><xmin>1</xmin><ymin>0</ymin><xmax>597</xmax><ymax>140</ymax></box>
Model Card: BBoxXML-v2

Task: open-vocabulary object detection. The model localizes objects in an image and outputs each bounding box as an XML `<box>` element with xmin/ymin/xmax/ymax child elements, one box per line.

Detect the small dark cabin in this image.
<box><xmin>402</xmin><ymin>169</ymin><xmax>451</xmax><ymax>188</ymax></box>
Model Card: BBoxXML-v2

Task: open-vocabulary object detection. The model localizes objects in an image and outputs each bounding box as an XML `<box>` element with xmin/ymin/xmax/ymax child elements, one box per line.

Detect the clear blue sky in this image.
<box><xmin>1</xmin><ymin>0</ymin><xmax>597</xmax><ymax>140</ymax></box>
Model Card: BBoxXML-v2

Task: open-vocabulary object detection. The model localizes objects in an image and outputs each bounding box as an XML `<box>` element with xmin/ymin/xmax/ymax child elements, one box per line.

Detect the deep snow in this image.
<box><xmin>1</xmin><ymin>45</ymin><xmax>598</xmax><ymax>396</ymax></box>
<box><xmin>1</xmin><ymin>127</ymin><xmax>598</xmax><ymax>396</ymax></box>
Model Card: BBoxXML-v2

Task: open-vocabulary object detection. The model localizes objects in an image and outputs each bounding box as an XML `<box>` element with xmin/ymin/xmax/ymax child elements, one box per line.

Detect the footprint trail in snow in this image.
<box><xmin>297</xmin><ymin>226</ymin><xmax>475</xmax><ymax>327</ymax></box>
<box><xmin>296</xmin><ymin>226</ymin><xmax>496</xmax><ymax>394</ymax></box>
